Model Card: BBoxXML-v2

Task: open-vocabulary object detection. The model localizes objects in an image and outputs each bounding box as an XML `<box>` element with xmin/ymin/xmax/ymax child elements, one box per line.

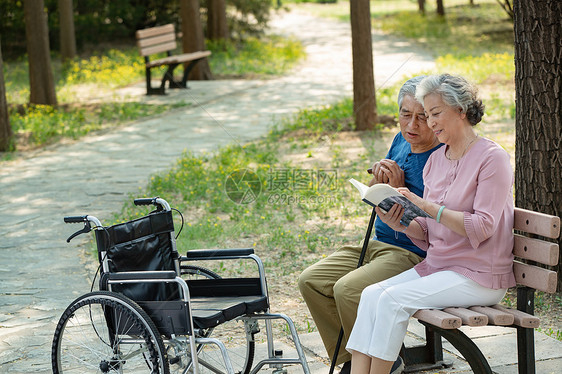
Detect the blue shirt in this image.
<box><xmin>373</xmin><ymin>133</ymin><xmax>442</xmax><ymax>258</ymax></box>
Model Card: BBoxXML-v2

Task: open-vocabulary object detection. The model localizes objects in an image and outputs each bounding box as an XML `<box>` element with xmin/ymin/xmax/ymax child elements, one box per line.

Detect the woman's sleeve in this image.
<box><xmin>406</xmin><ymin>157</ymin><xmax>432</xmax><ymax>250</ymax></box>
<box><xmin>408</xmin><ymin>217</ymin><xmax>429</xmax><ymax>251</ymax></box>
<box><xmin>464</xmin><ymin>148</ymin><xmax>513</xmax><ymax>249</ymax></box>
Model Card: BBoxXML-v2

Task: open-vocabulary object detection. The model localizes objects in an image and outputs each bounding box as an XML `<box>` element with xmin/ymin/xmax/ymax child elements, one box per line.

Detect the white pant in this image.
<box><xmin>346</xmin><ymin>268</ymin><xmax>507</xmax><ymax>361</ymax></box>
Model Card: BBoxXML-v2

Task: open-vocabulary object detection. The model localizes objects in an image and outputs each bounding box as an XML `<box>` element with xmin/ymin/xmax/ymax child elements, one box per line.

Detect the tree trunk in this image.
<box><xmin>436</xmin><ymin>0</ymin><xmax>445</xmax><ymax>16</ymax></box>
<box><xmin>0</xmin><ymin>39</ymin><xmax>12</xmax><ymax>152</ymax></box>
<box><xmin>418</xmin><ymin>0</ymin><xmax>426</xmax><ymax>15</ymax></box>
<box><xmin>207</xmin><ymin>0</ymin><xmax>229</xmax><ymax>41</ymax></box>
<box><xmin>179</xmin><ymin>0</ymin><xmax>213</xmax><ymax>80</ymax></box>
<box><xmin>23</xmin><ymin>0</ymin><xmax>57</xmax><ymax>105</ymax></box>
<box><xmin>514</xmin><ymin>0</ymin><xmax>562</xmax><ymax>288</ymax></box>
<box><xmin>59</xmin><ymin>0</ymin><xmax>77</xmax><ymax>62</ymax></box>
<box><xmin>350</xmin><ymin>0</ymin><xmax>376</xmax><ymax>131</ymax></box>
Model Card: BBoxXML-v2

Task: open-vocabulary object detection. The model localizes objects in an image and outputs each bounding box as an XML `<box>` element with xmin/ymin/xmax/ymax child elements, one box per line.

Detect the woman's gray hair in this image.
<box><xmin>397</xmin><ymin>75</ymin><xmax>426</xmax><ymax>109</ymax></box>
<box><xmin>415</xmin><ymin>74</ymin><xmax>485</xmax><ymax>126</ymax></box>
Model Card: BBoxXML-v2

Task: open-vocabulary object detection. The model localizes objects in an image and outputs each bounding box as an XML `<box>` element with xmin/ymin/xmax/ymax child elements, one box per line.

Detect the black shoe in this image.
<box><xmin>390</xmin><ymin>355</ymin><xmax>404</xmax><ymax>374</ymax></box>
<box><xmin>339</xmin><ymin>360</ymin><xmax>351</xmax><ymax>374</ymax></box>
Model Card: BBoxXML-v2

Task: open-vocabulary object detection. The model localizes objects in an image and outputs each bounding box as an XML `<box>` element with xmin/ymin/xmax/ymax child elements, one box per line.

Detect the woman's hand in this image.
<box><xmin>375</xmin><ymin>203</ymin><xmax>405</xmax><ymax>232</ymax></box>
<box><xmin>397</xmin><ymin>187</ymin><xmax>427</xmax><ymax>211</ymax></box>
<box><xmin>397</xmin><ymin>187</ymin><xmax>468</xmax><ymax>237</ymax></box>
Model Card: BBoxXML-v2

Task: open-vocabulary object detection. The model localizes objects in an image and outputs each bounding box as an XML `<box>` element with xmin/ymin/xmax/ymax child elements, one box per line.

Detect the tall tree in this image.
<box><xmin>207</xmin><ymin>0</ymin><xmax>229</xmax><ymax>41</ymax></box>
<box><xmin>350</xmin><ymin>0</ymin><xmax>376</xmax><ymax>131</ymax></box>
<box><xmin>0</xmin><ymin>38</ymin><xmax>12</xmax><ymax>152</ymax></box>
<box><xmin>58</xmin><ymin>0</ymin><xmax>77</xmax><ymax>62</ymax></box>
<box><xmin>23</xmin><ymin>0</ymin><xmax>57</xmax><ymax>105</ymax></box>
<box><xmin>179</xmin><ymin>0</ymin><xmax>213</xmax><ymax>80</ymax></box>
<box><xmin>436</xmin><ymin>0</ymin><xmax>445</xmax><ymax>16</ymax></box>
<box><xmin>418</xmin><ymin>0</ymin><xmax>426</xmax><ymax>15</ymax></box>
<box><xmin>514</xmin><ymin>1</ymin><xmax>562</xmax><ymax>287</ymax></box>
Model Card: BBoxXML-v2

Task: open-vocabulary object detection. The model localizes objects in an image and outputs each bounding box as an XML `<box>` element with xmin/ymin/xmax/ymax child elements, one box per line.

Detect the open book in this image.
<box><xmin>349</xmin><ymin>178</ymin><xmax>431</xmax><ymax>226</ymax></box>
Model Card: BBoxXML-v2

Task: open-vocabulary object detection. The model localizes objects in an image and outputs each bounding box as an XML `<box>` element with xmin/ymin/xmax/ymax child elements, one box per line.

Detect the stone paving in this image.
<box><xmin>0</xmin><ymin>7</ymin><xmax>559</xmax><ymax>374</ymax></box>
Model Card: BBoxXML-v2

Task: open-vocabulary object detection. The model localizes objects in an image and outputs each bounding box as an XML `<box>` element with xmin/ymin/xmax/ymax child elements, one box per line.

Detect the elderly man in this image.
<box><xmin>298</xmin><ymin>76</ymin><xmax>442</xmax><ymax>374</ymax></box>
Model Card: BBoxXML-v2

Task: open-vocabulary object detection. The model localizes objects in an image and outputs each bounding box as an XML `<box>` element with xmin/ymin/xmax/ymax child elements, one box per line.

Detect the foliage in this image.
<box><xmin>225</xmin><ymin>0</ymin><xmax>273</xmax><ymax>38</ymax></box>
<box><xmin>61</xmin><ymin>49</ymin><xmax>146</xmax><ymax>87</ymax></box>
<box><xmin>0</xmin><ymin>0</ymin><xmax>179</xmax><ymax>59</ymax></box>
<box><xmin>0</xmin><ymin>0</ymin><xmax>273</xmax><ymax>59</ymax></box>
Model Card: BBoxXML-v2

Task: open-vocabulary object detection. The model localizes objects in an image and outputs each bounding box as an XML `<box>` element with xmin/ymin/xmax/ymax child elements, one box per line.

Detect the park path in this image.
<box><xmin>0</xmin><ymin>9</ymin><xmax>434</xmax><ymax>373</ymax></box>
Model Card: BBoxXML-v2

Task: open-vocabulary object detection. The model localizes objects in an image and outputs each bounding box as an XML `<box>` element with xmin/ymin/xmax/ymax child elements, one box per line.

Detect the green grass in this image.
<box><xmin>207</xmin><ymin>35</ymin><xmax>306</xmax><ymax>77</ymax></box>
<box><xmin>377</xmin><ymin>2</ymin><xmax>514</xmax><ymax>57</ymax></box>
<box><xmin>7</xmin><ymin>101</ymin><xmax>190</xmax><ymax>150</ymax></box>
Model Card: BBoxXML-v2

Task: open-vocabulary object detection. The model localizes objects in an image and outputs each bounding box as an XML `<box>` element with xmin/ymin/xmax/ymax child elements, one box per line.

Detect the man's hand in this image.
<box><xmin>367</xmin><ymin>159</ymin><xmax>405</xmax><ymax>187</ymax></box>
<box><xmin>368</xmin><ymin>161</ymin><xmax>389</xmax><ymax>186</ymax></box>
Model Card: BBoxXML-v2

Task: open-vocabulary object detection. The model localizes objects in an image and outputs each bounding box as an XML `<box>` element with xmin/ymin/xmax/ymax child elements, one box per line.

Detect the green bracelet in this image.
<box><xmin>436</xmin><ymin>205</ymin><xmax>446</xmax><ymax>223</ymax></box>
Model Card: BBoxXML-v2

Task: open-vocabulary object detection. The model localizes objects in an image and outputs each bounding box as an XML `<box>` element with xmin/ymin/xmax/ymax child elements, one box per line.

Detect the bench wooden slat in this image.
<box><xmin>513</xmin><ymin>261</ymin><xmax>558</xmax><ymax>293</ymax></box>
<box><xmin>492</xmin><ymin>304</ymin><xmax>540</xmax><ymax>328</ymax></box>
<box><xmin>136</xmin><ymin>24</ymin><xmax>175</xmax><ymax>39</ymax></box>
<box><xmin>468</xmin><ymin>306</ymin><xmax>514</xmax><ymax>325</ymax></box>
<box><xmin>140</xmin><ymin>41</ymin><xmax>178</xmax><ymax>57</ymax></box>
<box><xmin>514</xmin><ymin>207</ymin><xmax>561</xmax><ymax>239</ymax></box>
<box><xmin>137</xmin><ymin>33</ymin><xmax>176</xmax><ymax>49</ymax></box>
<box><xmin>413</xmin><ymin>309</ymin><xmax>461</xmax><ymax>329</ymax></box>
<box><xmin>443</xmin><ymin>307</ymin><xmax>488</xmax><ymax>326</ymax></box>
<box><xmin>514</xmin><ymin>234</ymin><xmax>559</xmax><ymax>266</ymax></box>
<box><xmin>146</xmin><ymin>51</ymin><xmax>212</xmax><ymax>68</ymax></box>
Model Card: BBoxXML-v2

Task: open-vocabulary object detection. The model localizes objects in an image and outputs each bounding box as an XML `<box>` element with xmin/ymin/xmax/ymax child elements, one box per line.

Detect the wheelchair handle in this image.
<box><xmin>134</xmin><ymin>198</ymin><xmax>155</xmax><ymax>206</ymax></box>
<box><xmin>63</xmin><ymin>215</ymin><xmax>102</xmax><ymax>243</ymax></box>
<box><xmin>134</xmin><ymin>197</ymin><xmax>171</xmax><ymax>211</ymax></box>
<box><xmin>64</xmin><ymin>215</ymin><xmax>88</xmax><ymax>223</ymax></box>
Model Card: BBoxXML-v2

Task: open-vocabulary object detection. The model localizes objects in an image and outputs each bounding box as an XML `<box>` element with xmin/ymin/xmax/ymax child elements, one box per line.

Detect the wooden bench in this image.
<box><xmin>135</xmin><ymin>24</ymin><xmax>211</xmax><ymax>95</ymax></box>
<box><xmin>403</xmin><ymin>207</ymin><xmax>560</xmax><ymax>374</ymax></box>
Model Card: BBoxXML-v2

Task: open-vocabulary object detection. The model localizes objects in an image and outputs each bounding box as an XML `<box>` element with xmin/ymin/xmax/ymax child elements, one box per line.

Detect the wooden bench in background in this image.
<box><xmin>403</xmin><ymin>207</ymin><xmax>560</xmax><ymax>374</ymax></box>
<box><xmin>136</xmin><ymin>24</ymin><xmax>211</xmax><ymax>95</ymax></box>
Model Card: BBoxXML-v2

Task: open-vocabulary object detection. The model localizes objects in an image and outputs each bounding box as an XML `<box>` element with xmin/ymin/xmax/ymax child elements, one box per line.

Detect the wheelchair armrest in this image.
<box><xmin>107</xmin><ymin>271</ymin><xmax>177</xmax><ymax>281</ymax></box>
<box><xmin>181</xmin><ymin>248</ymin><xmax>254</xmax><ymax>260</ymax></box>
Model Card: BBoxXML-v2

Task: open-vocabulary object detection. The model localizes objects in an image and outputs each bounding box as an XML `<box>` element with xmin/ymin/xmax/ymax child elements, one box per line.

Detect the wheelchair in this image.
<box><xmin>52</xmin><ymin>197</ymin><xmax>311</xmax><ymax>374</ymax></box>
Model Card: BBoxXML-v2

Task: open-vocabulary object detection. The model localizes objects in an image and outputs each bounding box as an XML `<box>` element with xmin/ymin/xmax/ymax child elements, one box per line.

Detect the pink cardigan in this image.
<box><xmin>410</xmin><ymin>137</ymin><xmax>516</xmax><ymax>289</ymax></box>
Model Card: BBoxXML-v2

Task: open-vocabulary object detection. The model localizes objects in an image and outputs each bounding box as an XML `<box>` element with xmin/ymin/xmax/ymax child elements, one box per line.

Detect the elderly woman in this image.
<box><xmin>345</xmin><ymin>74</ymin><xmax>516</xmax><ymax>374</ymax></box>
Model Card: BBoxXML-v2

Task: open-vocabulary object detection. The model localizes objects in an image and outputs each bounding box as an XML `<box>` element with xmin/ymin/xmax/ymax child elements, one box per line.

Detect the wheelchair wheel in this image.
<box><xmin>196</xmin><ymin>318</ymin><xmax>257</xmax><ymax>374</ymax></box>
<box><xmin>52</xmin><ymin>291</ymin><xmax>169</xmax><ymax>374</ymax></box>
<box><xmin>171</xmin><ymin>264</ymin><xmax>256</xmax><ymax>374</ymax></box>
<box><xmin>181</xmin><ymin>264</ymin><xmax>221</xmax><ymax>280</ymax></box>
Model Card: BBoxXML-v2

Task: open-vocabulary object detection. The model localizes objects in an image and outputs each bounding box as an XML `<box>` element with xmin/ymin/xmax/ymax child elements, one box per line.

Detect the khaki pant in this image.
<box><xmin>297</xmin><ymin>240</ymin><xmax>423</xmax><ymax>365</ymax></box>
